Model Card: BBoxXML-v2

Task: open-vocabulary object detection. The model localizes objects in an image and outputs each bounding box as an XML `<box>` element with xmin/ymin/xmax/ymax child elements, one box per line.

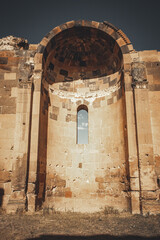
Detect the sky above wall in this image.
<box><xmin>0</xmin><ymin>0</ymin><xmax>160</xmax><ymax>51</ymax></box>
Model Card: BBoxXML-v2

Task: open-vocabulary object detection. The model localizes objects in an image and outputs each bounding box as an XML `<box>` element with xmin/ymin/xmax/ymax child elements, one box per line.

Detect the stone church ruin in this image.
<box><xmin>0</xmin><ymin>20</ymin><xmax>160</xmax><ymax>214</ymax></box>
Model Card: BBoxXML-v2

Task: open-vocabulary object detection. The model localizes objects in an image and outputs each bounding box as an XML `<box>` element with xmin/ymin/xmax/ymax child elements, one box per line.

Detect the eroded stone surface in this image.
<box><xmin>0</xmin><ymin>36</ymin><xmax>29</xmax><ymax>51</ymax></box>
<box><xmin>0</xmin><ymin>20</ymin><xmax>160</xmax><ymax>215</ymax></box>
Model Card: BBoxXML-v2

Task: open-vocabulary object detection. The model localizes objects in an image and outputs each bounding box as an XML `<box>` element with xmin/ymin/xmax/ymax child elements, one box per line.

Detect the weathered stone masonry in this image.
<box><xmin>0</xmin><ymin>20</ymin><xmax>160</xmax><ymax>214</ymax></box>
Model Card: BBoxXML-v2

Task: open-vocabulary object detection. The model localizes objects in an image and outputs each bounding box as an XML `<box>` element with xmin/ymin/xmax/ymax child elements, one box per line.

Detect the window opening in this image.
<box><xmin>77</xmin><ymin>105</ymin><xmax>88</xmax><ymax>144</ymax></box>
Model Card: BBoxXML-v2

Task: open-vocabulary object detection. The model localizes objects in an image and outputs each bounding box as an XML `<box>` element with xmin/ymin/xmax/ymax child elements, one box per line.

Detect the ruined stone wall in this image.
<box><xmin>0</xmin><ymin>50</ymin><xmax>17</xmax><ymax>208</ymax></box>
<box><xmin>142</xmin><ymin>51</ymin><xmax>160</xmax><ymax>214</ymax></box>
<box><xmin>43</xmin><ymin>70</ymin><xmax>130</xmax><ymax>212</ymax></box>
<box><xmin>1</xmin><ymin>21</ymin><xmax>160</xmax><ymax>215</ymax></box>
<box><xmin>0</xmin><ymin>38</ymin><xmax>36</xmax><ymax>211</ymax></box>
<box><xmin>35</xmin><ymin>85</ymin><xmax>49</xmax><ymax>209</ymax></box>
<box><xmin>123</xmin><ymin>50</ymin><xmax>160</xmax><ymax>215</ymax></box>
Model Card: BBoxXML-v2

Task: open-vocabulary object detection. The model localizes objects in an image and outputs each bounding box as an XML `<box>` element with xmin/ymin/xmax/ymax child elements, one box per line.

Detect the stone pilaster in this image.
<box><xmin>7</xmin><ymin>81</ymin><xmax>32</xmax><ymax>213</ymax></box>
<box><xmin>124</xmin><ymin>72</ymin><xmax>141</xmax><ymax>214</ymax></box>
<box><xmin>27</xmin><ymin>53</ymin><xmax>43</xmax><ymax>212</ymax></box>
<box><xmin>132</xmin><ymin>62</ymin><xmax>157</xmax><ymax>215</ymax></box>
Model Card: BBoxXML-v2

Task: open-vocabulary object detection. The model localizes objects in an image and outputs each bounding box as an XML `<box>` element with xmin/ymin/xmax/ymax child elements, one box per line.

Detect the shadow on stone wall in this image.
<box><xmin>26</xmin><ymin>234</ymin><xmax>160</xmax><ymax>240</ymax></box>
<box><xmin>0</xmin><ymin>188</ymin><xmax>4</xmax><ymax>207</ymax></box>
<box><xmin>35</xmin><ymin>86</ymin><xmax>50</xmax><ymax>209</ymax></box>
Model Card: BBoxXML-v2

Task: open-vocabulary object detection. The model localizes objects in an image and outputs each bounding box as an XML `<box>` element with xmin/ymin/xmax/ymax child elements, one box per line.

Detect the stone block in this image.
<box><xmin>95</xmin><ymin>177</ymin><xmax>104</xmax><ymax>183</ymax></box>
<box><xmin>0</xmin><ymin>171</ymin><xmax>11</xmax><ymax>183</ymax></box>
<box><xmin>9</xmin><ymin>190</ymin><xmax>25</xmax><ymax>201</ymax></box>
<box><xmin>2</xmin><ymin>106</ymin><xmax>16</xmax><ymax>114</ymax></box>
<box><xmin>139</xmin><ymin>50</ymin><xmax>158</xmax><ymax>62</ymax></box>
<box><xmin>4</xmin><ymin>73</ymin><xmax>16</xmax><ymax>80</ymax></box>
<box><xmin>107</xmin><ymin>98</ymin><xmax>113</xmax><ymax>105</ymax></box>
<box><xmin>142</xmin><ymin>191</ymin><xmax>157</xmax><ymax>200</ymax></box>
<box><xmin>0</xmin><ymin>97</ymin><xmax>16</xmax><ymax>107</ymax></box>
<box><xmin>55</xmin><ymin>178</ymin><xmax>66</xmax><ymax>188</ymax></box>
<box><xmin>34</xmin><ymin>63</ymin><xmax>42</xmax><ymax>71</ymax></box>
<box><xmin>109</xmin><ymin>78</ymin><xmax>117</xmax><ymax>87</ymax></box>
<box><xmin>0</xmin><ymin>57</ymin><xmax>8</xmax><ymax>64</ymax></box>
<box><xmin>149</xmin><ymin>84</ymin><xmax>160</xmax><ymax>91</ymax></box>
<box><xmin>142</xmin><ymin>200</ymin><xmax>160</xmax><ymax>215</ymax></box>
<box><xmin>79</xmin><ymin>163</ymin><xmax>82</xmax><ymax>168</ymax></box>
<box><xmin>60</xmin><ymin>69</ymin><xmax>68</xmax><ymax>77</ymax></box>
<box><xmin>103</xmin><ymin>77</ymin><xmax>110</xmax><ymax>84</ymax></box>
<box><xmin>83</xmin><ymin>100</ymin><xmax>89</xmax><ymax>106</ymax></box>
<box><xmin>66</xmin><ymin>114</ymin><xmax>76</xmax><ymax>122</ymax></box>
<box><xmin>93</xmin><ymin>98</ymin><xmax>101</xmax><ymax>108</ymax></box>
<box><xmin>76</xmin><ymin>100</ymin><xmax>82</xmax><ymax>106</ymax></box>
<box><xmin>50</xmin><ymin>113</ymin><xmax>57</xmax><ymax>120</ymax></box>
<box><xmin>131</xmin><ymin>191</ymin><xmax>140</xmax><ymax>214</ymax></box>
<box><xmin>27</xmin><ymin>183</ymin><xmax>35</xmax><ymax>194</ymax></box>
<box><xmin>34</xmin><ymin>53</ymin><xmax>43</xmax><ymax>64</ymax></box>
<box><xmin>2</xmin><ymin>195</ymin><xmax>9</xmax><ymax>208</ymax></box>
<box><xmin>27</xmin><ymin>194</ymin><xmax>36</xmax><ymax>212</ymax></box>
<box><xmin>29</xmin><ymin>44</ymin><xmax>38</xmax><ymax>50</ymax></box>
<box><xmin>130</xmin><ymin>177</ymin><xmax>139</xmax><ymax>191</ymax></box>
<box><xmin>123</xmin><ymin>53</ymin><xmax>132</xmax><ymax>64</ymax></box>
<box><xmin>3</xmin><ymin>182</ymin><xmax>11</xmax><ymax>195</ymax></box>
<box><xmin>116</xmin><ymin>37</ymin><xmax>126</xmax><ymax>47</ymax></box>
<box><xmin>52</xmin><ymin>106</ymin><xmax>59</xmax><ymax>115</ymax></box>
<box><xmin>65</xmin><ymin>189</ymin><xmax>72</xmax><ymax>198</ymax></box>
<box><xmin>141</xmin><ymin>165</ymin><xmax>157</xmax><ymax>191</ymax></box>
<box><xmin>155</xmin><ymin>155</ymin><xmax>160</xmax><ymax>171</ymax></box>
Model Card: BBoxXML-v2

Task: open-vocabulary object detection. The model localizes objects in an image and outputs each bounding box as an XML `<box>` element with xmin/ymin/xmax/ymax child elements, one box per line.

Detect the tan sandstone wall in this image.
<box><xmin>1</xmin><ymin>21</ymin><xmax>160</xmax><ymax>215</ymax></box>
<box><xmin>122</xmin><ymin>50</ymin><xmax>160</xmax><ymax>215</ymax></box>
<box><xmin>0</xmin><ymin>50</ymin><xmax>17</xmax><ymax>208</ymax></box>
<box><xmin>44</xmin><ymin>71</ymin><xmax>130</xmax><ymax>212</ymax></box>
<box><xmin>143</xmin><ymin>51</ymin><xmax>160</xmax><ymax>214</ymax></box>
<box><xmin>0</xmin><ymin>39</ymin><xmax>36</xmax><ymax>211</ymax></box>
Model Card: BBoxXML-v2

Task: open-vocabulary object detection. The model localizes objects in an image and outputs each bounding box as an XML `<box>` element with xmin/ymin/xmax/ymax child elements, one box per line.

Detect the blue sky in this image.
<box><xmin>0</xmin><ymin>0</ymin><xmax>160</xmax><ymax>51</ymax></box>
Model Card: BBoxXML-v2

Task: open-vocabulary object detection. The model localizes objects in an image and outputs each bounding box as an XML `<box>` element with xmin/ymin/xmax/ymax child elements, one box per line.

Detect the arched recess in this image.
<box><xmin>27</xmin><ymin>20</ymin><xmax>134</xmax><ymax>212</ymax></box>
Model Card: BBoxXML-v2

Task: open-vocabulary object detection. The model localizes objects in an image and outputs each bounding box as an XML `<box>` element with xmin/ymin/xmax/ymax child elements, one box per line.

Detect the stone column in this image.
<box><xmin>27</xmin><ymin>53</ymin><xmax>43</xmax><ymax>212</ymax></box>
<box><xmin>8</xmin><ymin>81</ymin><xmax>32</xmax><ymax>213</ymax></box>
<box><xmin>124</xmin><ymin>72</ymin><xmax>141</xmax><ymax>214</ymax></box>
<box><xmin>131</xmin><ymin>62</ymin><xmax>157</xmax><ymax>215</ymax></box>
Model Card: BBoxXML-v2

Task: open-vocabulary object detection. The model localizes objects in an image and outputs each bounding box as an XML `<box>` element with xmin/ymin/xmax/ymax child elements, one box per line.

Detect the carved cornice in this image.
<box><xmin>131</xmin><ymin>62</ymin><xmax>146</xmax><ymax>81</ymax></box>
<box><xmin>18</xmin><ymin>79</ymin><xmax>32</xmax><ymax>89</ymax></box>
<box><xmin>49</xmin><ymin>83</ymin><xmax>121</xmax><ymax>103</ymax></box>
<box><xmin>132</xmin><ymin>80</ymin><xmax>148</xmax><ymax>89</ymax></box>
<box><xmin>131</xmin><ymin>62</ymin><xmax>148</xmax><ymax>89</ymax></box>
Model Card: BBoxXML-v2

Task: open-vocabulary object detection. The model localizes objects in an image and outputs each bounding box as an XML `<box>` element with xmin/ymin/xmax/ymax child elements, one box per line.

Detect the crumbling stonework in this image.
<box><xmin>0</xmin><ymin>36</ymin><xmax>29</xmax><ymax>51</ymax></box>
<box><xmin>0</xmin><ymin>20</ymin><xmax>160</xmax><ymax>215</ymax></box>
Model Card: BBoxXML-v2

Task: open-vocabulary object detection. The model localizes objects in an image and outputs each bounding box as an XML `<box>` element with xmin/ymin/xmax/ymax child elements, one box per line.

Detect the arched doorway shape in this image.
<box><xmin>27</xmin><ymin>20</ymin><xmax>135</xmax><ymax>213</ymax></box>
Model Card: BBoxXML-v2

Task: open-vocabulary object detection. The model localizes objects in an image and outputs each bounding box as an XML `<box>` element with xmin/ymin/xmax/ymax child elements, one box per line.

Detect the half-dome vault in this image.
<box><xmin>33</xmin><ymin>20</ymin><xmax>134</xmax><ymax>213</ymax></box>
<box><xmin>43</xmin><ymin>25</ymin><xmax>123</xmax><ymax>83</ymax></box>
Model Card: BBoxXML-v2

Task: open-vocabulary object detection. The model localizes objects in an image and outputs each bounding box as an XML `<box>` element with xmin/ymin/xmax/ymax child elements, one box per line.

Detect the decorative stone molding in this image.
<box><xmin>49</xmin><ymin>82</ymin><xmax>121</xmax><ymax>103</ymax></box>
<box><xmin>0</xmin><ymin>36</ymin><xmax>29</xmax><ymax>51</ymax></box>
<box><xmin>18</xmin><ymin>79</ymin><xmax>32</xmax><ymax>89</ymax></box>
<box><xmin>18</xmin><ymin>55</ymin><xmax>34</xmax><ymax>88</ymax></box>
<box><xmin>131</xmin><ymin>62</ymin><xmax>147</xmax><ymax>82</ymax></box>
<box><xmin>131</xmin><ymin>80</ymin><xmax>148</xmax><ymax>89</ymax></box>
<box><xmin>131</xmin><ymin>62</ymin><xmax>148</xmax><ymax>89</ymax></box>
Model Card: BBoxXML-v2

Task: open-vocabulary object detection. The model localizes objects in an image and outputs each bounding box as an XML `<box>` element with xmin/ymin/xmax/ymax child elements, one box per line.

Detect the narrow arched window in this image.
<box><xmin>77</xmin><ymin>105</ymin><xmax>88</xmax><ymax>144</ymax></box>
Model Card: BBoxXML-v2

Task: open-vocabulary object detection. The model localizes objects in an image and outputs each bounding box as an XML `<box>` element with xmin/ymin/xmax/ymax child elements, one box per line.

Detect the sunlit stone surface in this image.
<box><xmin>0</xmin><ymin>20</ymin><xmax>160</xmax><ymax>215</ymax></box>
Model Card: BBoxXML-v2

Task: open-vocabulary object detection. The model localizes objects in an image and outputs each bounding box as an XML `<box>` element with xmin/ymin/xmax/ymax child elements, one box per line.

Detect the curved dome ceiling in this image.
<box><xmin>44</xmin><ymin>26</ymin><xmax>123</xmax><ymax>83</ymax></box>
